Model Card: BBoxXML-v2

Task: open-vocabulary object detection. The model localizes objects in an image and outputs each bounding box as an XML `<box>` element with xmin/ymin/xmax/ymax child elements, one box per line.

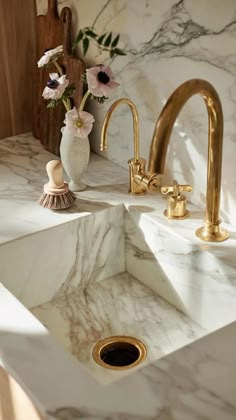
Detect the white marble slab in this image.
<box><xmin>0</xmin><ymin>135</ymin><xmax>236</xmax><ymax>418</ymax></box>
<box><xmin>1</xmin><ymin>282</ymin><xmax>236</xmax><ymax>419</ymax></box>
<box><xmin>1</xmin><ymin>134</ymin><xmax>236</xmax><ymax>332</ymax></box>
<box><xmin>126</xmin><ymin>208</ymin><xmax>236</xmax><ymax>330</ymax></box>
<box><xmin>0</xmin><ymin>133</ymin><xmax>128</xmax><ymax>244</ymax></box>
<box><xmin>0</xmin><ymin>203</ymin><xmax>125</xmax><ymax>308</ymax></box>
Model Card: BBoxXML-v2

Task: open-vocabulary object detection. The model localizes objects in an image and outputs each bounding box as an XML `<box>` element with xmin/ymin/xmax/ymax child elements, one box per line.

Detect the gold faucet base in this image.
<box><xmin>129</xmin><ymin>190</ymin><xmax>146</xmax><ymax>196</ymax></box>
<box><xmin>128</xmin><ymin>158</ymin><xmax>147</xmax><ymax>195</ymax></box>
<box><xmin>164</xmin><ymin>210</ymin><xmax>190</xmax><ymax>220</ymax></box>
<box><xmin>195</xmin><ymin>224</ymin><xmax>229</xmax><ymax>242</ymax></box>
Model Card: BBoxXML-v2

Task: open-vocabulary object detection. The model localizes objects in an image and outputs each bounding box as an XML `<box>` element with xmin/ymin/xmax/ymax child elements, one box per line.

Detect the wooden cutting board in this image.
<box><xmin>33</xmin><ymin>0</ymin><xmax>85</xmax><ymax>156</ymax></box>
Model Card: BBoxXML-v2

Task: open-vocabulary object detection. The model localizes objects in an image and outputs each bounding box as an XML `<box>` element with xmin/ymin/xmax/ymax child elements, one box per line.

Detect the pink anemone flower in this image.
<box><xmin>86</xmin><ymin>65</ymin><xmax>119</xmax><ymax>97</ymax></box>
<box><xmin>64</xmin><ymin>107</ymin><xmax>95</xmax><ymax>138</ymax></box>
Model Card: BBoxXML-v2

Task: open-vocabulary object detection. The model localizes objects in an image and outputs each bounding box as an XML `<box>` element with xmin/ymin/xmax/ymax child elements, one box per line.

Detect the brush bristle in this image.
<box><xmin>38</xmin><ymin>191</ymin><xmax>76</xmax><ymax>210</ymax></box>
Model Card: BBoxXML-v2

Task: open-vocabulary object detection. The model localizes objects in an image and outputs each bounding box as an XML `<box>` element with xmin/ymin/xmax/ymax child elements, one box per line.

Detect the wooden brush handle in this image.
<box><xmin>44</xmin><ymin>160</ymin><xmax>69</xmax><ymax>194</ymax></box>
<box><xmin>46</xmin><ymin>160</ymin><xmax>64</xmax><ymax>188</ymax></box>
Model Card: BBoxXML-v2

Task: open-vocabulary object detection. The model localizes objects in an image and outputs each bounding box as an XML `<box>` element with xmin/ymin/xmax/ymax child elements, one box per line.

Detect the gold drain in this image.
<box><xmin>92</xmin><ymin>336</ymin><xmax>147</xmax><ymax>370</ymax></box>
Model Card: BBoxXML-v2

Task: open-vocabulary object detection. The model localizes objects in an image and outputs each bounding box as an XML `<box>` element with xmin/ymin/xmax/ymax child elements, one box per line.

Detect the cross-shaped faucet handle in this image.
<box><xmin>161</xmin><ymin>180</ymin><xmax>192</xmax><ymax>197</ymax></box>
<box><xmin>161</xmin><ymin>180</ymin><xmax>192</xmax><ymax>220</ymax></box>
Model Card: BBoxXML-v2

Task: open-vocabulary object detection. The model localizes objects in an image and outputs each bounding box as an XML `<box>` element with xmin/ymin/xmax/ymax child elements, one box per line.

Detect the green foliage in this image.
<box><xmin>72</xmin><ymin>26</ymin><xmax>127</xmax><ymax>59</ymax></box>
<box><xmin>104</xmin><ymin>32</ymin><xmax>112</xmax><ymax>47</ymax></box>
<box><xmin>81</xmin><ymin>73</ymin><xmax>87</xmax><ymax>83</ymax></box>
<box><xmin>47</xmin><ymin>99</ymin><xmax>59</xmax><ymax>109</ymax></box>
<box><xmin>84</xmin><ymin>28</ymin><xmax>97</xmax><ymax>38</ymax></box>
<box><xmin>82</xmin><ymin>38</ymin><xmax>90</xmax><ymax>56</ymax></box>
<box><xmin>111</xmin><ymin>34</ymin><xmax>120</xmax><ymax>47</ymax></box>
<box><xmin>75</xmin><ymin>30</ymin><xmax>84</xmax><ymax>44</ymax></box>
<box><xmin>113</xmin><ymin>48</ymin><xmax>126</xmax><ymax>56</ymax></box>
<box><xmin>93</xmin><ymin>95</ymin><xmax>109</xmax><ymax>104</ymax></box>
<box><xmin>97</xmin><ymin>33</ymin><xmax>106</xmax><ymax>45</ymax></box>
<box><xmin>63</xmin><ymin>84</ymin><xmax>76</xmax><ymax>99</ymax></box>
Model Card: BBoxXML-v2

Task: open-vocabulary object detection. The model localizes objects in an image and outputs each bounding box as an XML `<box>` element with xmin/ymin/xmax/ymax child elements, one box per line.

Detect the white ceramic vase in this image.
<box><xmin>60</xmin><ymin>127</ymin><xmax>90</xmax><ymax>192</ymax></box>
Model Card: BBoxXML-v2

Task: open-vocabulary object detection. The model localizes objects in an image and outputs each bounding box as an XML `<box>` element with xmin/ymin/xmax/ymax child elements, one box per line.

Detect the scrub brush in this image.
<box><xmin>39</xmin><ymin>160</ymin><xmax>76</xmax><ymax>210</ymax></box>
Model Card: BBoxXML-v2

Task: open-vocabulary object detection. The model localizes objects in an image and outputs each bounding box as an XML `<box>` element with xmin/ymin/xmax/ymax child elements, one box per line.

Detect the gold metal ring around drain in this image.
<box><xmin>92</xmin><ymin>335</ymin><xmax>147</xmax><ymax>371</ymax></box>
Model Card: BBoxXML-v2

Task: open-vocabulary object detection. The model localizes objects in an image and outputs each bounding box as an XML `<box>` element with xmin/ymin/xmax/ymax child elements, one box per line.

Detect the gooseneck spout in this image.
<box><xmin>149</xmin><ymin>79</ymin><xmax>229</xmax><ymax>242</ymax></box>
<box><xmin>100</xmin><ymin>98</ymin><xmax>140</xmax><ymax>161</ymax></box>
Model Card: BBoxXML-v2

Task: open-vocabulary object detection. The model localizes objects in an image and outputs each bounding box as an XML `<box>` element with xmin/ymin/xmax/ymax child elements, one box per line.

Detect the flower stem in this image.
<box><xmin>53</xmin><ymin>60</ymin><xmax>63</xmax><ymax>76</ymax></box>
<box><xmin>92</xmin><ymin>0</ymin><xmax>111</xmax><ymax>27</ymax></box>
<box><xmin>62</xmin><ymin>99</ymin><xmax>70</xmax><ymax>112</ymax></box>
<box><xmin>79</xmin><ymin>90</ymin><xmax>92</xmax><ymax>111</ymax></box>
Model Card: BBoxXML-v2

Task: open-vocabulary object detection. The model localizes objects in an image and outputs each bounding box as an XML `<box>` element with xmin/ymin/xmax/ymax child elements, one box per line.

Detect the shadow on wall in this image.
<box><xmin>161</xmin><ymin>96</ymin><xmax>208</xmax><ymax>211</ymax></box>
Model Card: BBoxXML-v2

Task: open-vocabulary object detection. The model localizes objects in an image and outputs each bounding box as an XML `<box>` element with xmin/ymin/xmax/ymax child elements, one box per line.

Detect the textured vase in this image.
<box><xmin>60</xmin><ymin>127</ymin><xmax>90</xmax><ymax>192</ymax></box>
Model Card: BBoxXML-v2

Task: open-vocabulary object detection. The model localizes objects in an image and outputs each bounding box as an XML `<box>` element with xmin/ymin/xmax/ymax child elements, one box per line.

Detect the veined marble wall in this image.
<box><xmin>37</xmin><ymin>0</ymin><xmax>236</xmax><ymax>225</ymax></box>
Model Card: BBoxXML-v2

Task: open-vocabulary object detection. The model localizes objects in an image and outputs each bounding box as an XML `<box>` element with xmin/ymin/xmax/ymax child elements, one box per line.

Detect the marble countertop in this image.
<box><xmin>0</xmin><ymin>133</ymin><xmax>236</xmax><ymax>419</ymax></box>
<box><xmin>0</xmin><ymin>133</ymin><xmax>127</xmax><ymax>244</ymax></box>
<box><xmin>0</xmin><ymin>133</ymin><xmax>235</xmax><ymax>245</ymax></box>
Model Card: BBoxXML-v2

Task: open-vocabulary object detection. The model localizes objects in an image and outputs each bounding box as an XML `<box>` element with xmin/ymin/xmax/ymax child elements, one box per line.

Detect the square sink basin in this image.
<box><xmin>0</xmin><ymin>203</ymin><xmax>207</xmax><ymax>383</ymax></box>
<box><xmin>31</xmin><ymin>270</ymin><xmax>205</xmax><ymax>384</ymax></box>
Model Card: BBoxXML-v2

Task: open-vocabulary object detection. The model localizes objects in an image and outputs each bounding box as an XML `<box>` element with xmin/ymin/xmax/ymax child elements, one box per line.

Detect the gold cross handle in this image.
<box><xmin>161</xmin><ymin>180</ymin><xmax>192</xmax><ymax>220</ymax></box>
<box><xmin>161</xmin><ymin>180</ymin><xmax>192</xmax><ymax>197</ymax></box>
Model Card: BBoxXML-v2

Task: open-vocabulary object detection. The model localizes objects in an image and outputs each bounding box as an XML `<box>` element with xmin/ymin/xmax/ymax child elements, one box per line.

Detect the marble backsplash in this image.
<box><xmin>37</xmin><ymin>0</ymin><xmax>236</xmax><ymax>225</ymax></box>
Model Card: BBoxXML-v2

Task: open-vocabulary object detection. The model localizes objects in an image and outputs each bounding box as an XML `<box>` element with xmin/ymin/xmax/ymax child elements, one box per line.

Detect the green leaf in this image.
<box><xmin>47</xmin><ymin>99</ymin><xmax>59</xmax><ymax>108</ymax></box>
<box><xmin>85</xmin><ymin>28</ymin><xmax>97</xmax><ymax>38</ymax></box>
<box><xmin>82</xmin><ymin>37</ymin><xmax>90</xmax><ymax>56</ymax></box>
<box><xmin>63</xmin><ymin>84</ymin><xmax>76</xmax><ymax>99</ymax></box>
<box><xmin>110</xmin><ymin>49</ymin><xmax>116</xmax><ymax>58</ymax></box>
<box><xmin>113</xmin><ymin>47</ymin><xmax>126</xmax><ymax>56</ymax></box>
<box><xmin>104</xmin><ymin>32</ymin><xmax>112</xmax><ymax>47</ymax></box>
<box><xmin>75</xmin><ymin>30</ymin><xmax>84</xmax><ymax>44</ymax></box>
<box><xmin>81</xmin><ymin>73</ymin><xmax>87</xmax><ymax>83</ymax></box>
<box><xmin>111</xmin><ymin>34</ymin><xmax>120</xmax><ymax>47</ymax></box>
<box><xmin>97</xmin><ymin>33</ymin><xmax>106</xmax><ymax>45</ymax></box>
<box><xmin>72</xmin><ymin>30</ymin><xmax>84</xmax><ymax>52</ymax></box>
<box><xmin>94</xmin><ymin>95</ymin><xmax>109</xmax><ymax>104</ymax></box>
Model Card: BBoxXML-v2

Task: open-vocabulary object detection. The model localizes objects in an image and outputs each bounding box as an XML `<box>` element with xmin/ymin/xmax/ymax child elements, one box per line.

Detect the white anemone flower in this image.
<box><xmin>37</xmin><ymin>45</ymin><xmax>63</xmax><ymax>67</ymax></box>
<box><xmin>42</xmin><ymin>73</ymin><xmax>69</xmax><ymax>100</ymax></box>
<box><xmin>64</xmin><ymin>107</ymin><xmax>95</xmax><ymax>138</ymax></box>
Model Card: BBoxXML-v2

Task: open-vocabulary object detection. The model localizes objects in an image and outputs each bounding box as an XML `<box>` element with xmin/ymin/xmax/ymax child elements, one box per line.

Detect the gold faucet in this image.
<box><xmin>100</xmin><ymin>79</ymin><xmax>229</xmax><ymax>242</ymax></box>
<box><xmin>100</xmin><ymin>98</ymin><xmax>160</xmax><ymax>195</ymax></box>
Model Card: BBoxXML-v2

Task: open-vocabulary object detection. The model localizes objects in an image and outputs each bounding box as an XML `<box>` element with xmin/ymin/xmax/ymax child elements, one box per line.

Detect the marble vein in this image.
<box><xmin>32</xmin><ymin>272</ymin><xmax>205</xmax><ymax>385</ymax></box>
<box><xmin>128</xmin><ymin>0</ymin><xmax>236</xmax><ymax>74</ymax></box>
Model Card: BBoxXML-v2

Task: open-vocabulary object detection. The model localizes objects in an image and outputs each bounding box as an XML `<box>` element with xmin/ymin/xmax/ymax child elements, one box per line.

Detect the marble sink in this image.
<box><xmin>31</xmin><ymin>274</ymin><xmax>205</xmax><ymax>385</ymax></box>
<box><xmin>0</xmin><ymin>203</ymin><xmax>207</xmax><ymax>384</ymax></box>
<box><xmin>1</xmin><ymin>135</ymin><xmax>236</xmax><ymax>418</ymax></box>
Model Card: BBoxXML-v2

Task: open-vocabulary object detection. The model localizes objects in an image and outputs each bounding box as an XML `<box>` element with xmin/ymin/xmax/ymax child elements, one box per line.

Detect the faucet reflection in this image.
<box><xmin>100</xmin><ymin>79</ymin><xmax>229</xmax><ymax>242</ymax></box>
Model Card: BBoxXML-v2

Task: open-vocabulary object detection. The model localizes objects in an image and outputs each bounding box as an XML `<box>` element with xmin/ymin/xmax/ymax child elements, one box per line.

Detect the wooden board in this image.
<box><xmin>0</xmin><ymin>39</ymin><xmax>12</xmax><ymax>139</ymax></box>
<box><xmin>0</xmin><ymin>0</ymin><xmax>36</xmax><ymax>139</ymax></box>
<box><xmin>0</xmin><ymin>367</ymin><xmax>43</xmax><ymax>420</ymax></box>
<box><xmin>33</xmin><ymin>0</ymin><xmax>84</xmax><ymax>156</ymax></box>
